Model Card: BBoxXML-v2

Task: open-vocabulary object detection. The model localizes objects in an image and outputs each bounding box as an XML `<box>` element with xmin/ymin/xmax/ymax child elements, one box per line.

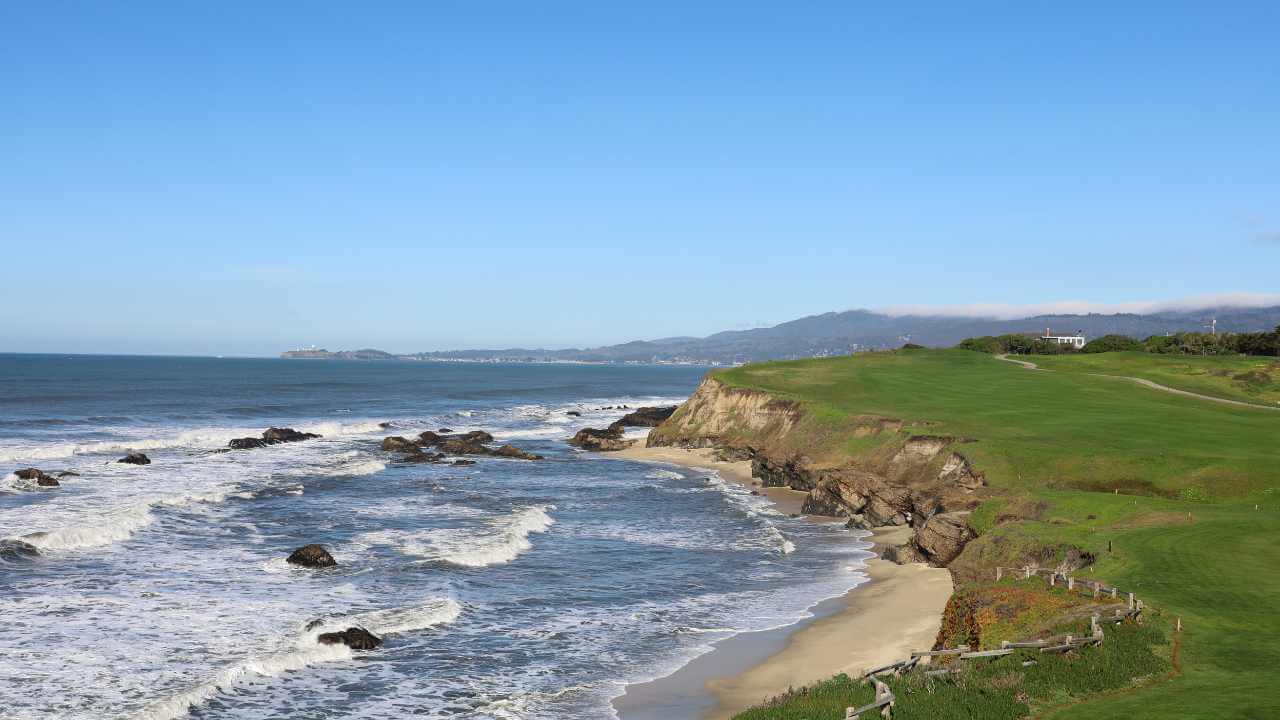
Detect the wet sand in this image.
<box><xmin>607</xmin><ymin>445</ymin><xmax>954</xmax><ymax>720</ymax></box>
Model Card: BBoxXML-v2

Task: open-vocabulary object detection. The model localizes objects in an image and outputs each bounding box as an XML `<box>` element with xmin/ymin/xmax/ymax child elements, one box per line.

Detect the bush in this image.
<box><xmin>1082</xmin><ymin>334</ymin><xmax>1142</xmax><ymax>353</ymax></box>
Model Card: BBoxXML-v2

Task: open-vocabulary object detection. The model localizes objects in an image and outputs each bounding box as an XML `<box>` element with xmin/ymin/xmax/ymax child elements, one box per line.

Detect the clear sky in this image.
<box><xmin>3</xmin><ymin>2</ymin><xmax>1278</xmax><ymax>355</ymax></box>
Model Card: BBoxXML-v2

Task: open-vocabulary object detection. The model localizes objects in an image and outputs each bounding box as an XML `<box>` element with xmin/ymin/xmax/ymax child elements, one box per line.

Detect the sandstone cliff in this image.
<box><xmin>648</xmin><ymin>376</ymin><xmax>986</xmax><ymax>566</ymax></box>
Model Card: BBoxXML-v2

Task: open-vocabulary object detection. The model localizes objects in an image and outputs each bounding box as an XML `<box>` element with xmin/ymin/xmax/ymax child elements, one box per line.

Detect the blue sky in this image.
<box><xmin>2</xmin><ymin>2</ymin><xmax>1277</xmax><ymax>355</ymax></box>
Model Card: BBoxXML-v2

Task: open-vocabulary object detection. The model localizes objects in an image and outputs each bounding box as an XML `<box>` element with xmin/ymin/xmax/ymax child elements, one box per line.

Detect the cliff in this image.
<box><xmin>648</xmin><ymin>376</ymin><xmax>985</xmax><ymax>566</ymax></box>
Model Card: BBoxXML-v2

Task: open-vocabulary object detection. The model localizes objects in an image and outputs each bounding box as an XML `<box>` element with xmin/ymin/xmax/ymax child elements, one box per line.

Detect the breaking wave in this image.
<box><xmin>357</xmin><ymin>505</ymin><xmax>557</xmax><ymax>568</ymax></box>
<box><xmin>14</xmin><ymin>490</ymin><xmax>238</xmax><ymax>552</ymax></box>
<box><xmin>135</xmin><ymin>598</ymin><xmax>462</xmax><ymax>720</ymax></box>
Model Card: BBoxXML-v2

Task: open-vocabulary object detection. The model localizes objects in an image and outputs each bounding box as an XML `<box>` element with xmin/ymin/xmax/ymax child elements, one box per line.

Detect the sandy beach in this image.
<box><xmin>609</xmin><ymin>445</ymin><xmax>954</xmax><ymax>720</ymax></box>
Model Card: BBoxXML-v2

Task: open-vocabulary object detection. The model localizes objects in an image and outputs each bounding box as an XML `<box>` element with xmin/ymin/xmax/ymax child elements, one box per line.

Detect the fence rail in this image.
<box><xmin>845</xmin><ymin>566</ymin><xmax>1151</xmax><ymax>718</ymax></box>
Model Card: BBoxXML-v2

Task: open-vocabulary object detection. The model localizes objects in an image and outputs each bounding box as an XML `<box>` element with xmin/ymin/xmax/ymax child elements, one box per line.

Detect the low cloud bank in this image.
<box><xmin>875</xmin><ymin>292</ymin><xmax>1280</xmax><ymax>321</ymax></box>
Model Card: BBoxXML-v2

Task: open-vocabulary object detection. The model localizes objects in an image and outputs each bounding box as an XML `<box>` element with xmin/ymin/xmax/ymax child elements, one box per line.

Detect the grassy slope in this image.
<box><xmin>716</xmin><ymin>349</ymin><xmax>1280</xmax><ymax>719</ymax></box>
<box><xmin>1031</xmin><ymin>351</ymin><xmax>1280</xmax><ymax>408</ymax></box>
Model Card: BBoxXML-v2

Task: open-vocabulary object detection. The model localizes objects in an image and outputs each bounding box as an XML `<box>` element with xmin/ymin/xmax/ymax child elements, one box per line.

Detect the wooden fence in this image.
<box><xmin>844</xmin><ymin>566</ymin><xmax>1149</xmax><ymax>719</ymax></box>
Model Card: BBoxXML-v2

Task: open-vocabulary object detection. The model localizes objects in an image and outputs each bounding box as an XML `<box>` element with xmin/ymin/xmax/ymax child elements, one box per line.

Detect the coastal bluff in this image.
<box><xmin>646</xmin><ymin>376</ymin><xmax>984</xmax><ymax>567</ymax></box>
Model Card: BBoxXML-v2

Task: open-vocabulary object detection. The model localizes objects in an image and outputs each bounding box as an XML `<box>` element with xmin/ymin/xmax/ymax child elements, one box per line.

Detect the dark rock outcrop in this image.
<box><xmin>416</xmin><ymin>431</ymin><xmax>444</xmax><ymax>446</ymax></box>
<box><xmin>381</xmin><ymin>436</ymin><xmax>421</xmax><ymax>452</ymax></box>
<box><xmin>399</xmin><ymin>451</ymin><xmax>447</xmax><ymax>464</ymax></box>
<box><xmin>752</xmin><ymin>455</ymin><xmax>815</xmax><ymax>490</ymax></box>
<box><xmin>385</xmin><ymin>430</ymin><xmax>539</xmax><ymax>461</ymax></box>
<box><xmin>913</xmin><ymin>512</ymin><xmax>975</xmax><ymax>566</ymax></box>
<box><xmin>14</xmin><ymin>468</ymin><xmax>59</xmax><ymax>487</ymax></box>
<box><xmin>566</xmin><ymin>411</ymin><xmax>581</xmax><ymax>417</ymax></box>
<box><xmin>317</xmin><ymin>627</ymin><xmax>383</xmax><ymax>650</ymax></box>
<box><xmin>229</xmin><ymin>427</ymin><xmax>320</xmax><ymax>450</ymax></box>
<box><xmin>568</xmin><ymin>426</ymin><xmax>635</xmax><ymax>452</ymax></box>
<box><xmin>0</xmin><ymin>538</ymin><xmax>40</xmax><ymax>561</ymax></box>
<box><xmin>452</xmin><ymin>459</ymin><xmax>476</xmax><ymax>466</ymax></box>
<box><xmin>492</xmin><ymin>444</ymin><xmax>543</xmax><ymax>460</ymax></box>
<box><xmin>613</xmin><ymin>405</ymin><xmax>678</xmax><ymax>428</ymax></box>
<box><xmin>287</xmin><ymin>544</ymin><xmax>337</xmax><ymax>568</ymax></box>
<box><xmin>118</xmin><ymin>453</ymin><xmax>151</xmax><ymax>465</ymax></box>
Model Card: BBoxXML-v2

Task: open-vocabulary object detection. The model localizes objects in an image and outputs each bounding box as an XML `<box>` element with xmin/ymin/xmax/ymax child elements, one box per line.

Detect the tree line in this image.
<box><xmin>956</xmin><ymin>326</ymin><xmax>1280</xmax><ymax>356</ymax></box>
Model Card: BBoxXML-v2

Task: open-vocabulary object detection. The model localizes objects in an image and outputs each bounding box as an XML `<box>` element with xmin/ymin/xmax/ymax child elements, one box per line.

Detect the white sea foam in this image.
<box><xmin>0</xmin><ymin>419</ymin><xmax>387</xmax><ymax>465</ymax></box>
<box><xmin>321</xmin><ymin>459</ymin><xmax>386</xmax><ymax>476</ymax></box>
<box><xmin>135</xmin><ymin>598</ymin><xmax>461</xmax><ymax>720</ymax></box>
<box><xmin>644</xmin><ymin>469</ymin><xmax>684</xmax><ymax>481</ymax></box>
<box><xmin>358</xmin><ymin>505</ymin><xmax>556</xmax><ymax>567</ymax></box>
<box><xmin>14</xmin><ymin>489</ymin><xmax>236</xmax><ymax>552</ymax></box>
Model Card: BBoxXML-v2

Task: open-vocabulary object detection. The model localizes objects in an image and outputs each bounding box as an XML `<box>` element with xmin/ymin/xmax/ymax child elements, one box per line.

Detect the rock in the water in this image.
<box><xmin>568</xmin><ymin>426</ymin><xmax>635</xmax><ymax>452</ymax></box>
<box><xmin>566</xmin><ymin>410</ymin><xmax>581</xmax><ymax>417</ymax></box>
<box><xmin>458</xmin><ymin>430</ymin><xmax>494</xmax><ymax>444</ymax></box>
<box><xmin>0</xmin><ymin>539</ymin><xmax>40</xmax><ymax>561</ymax></box>
<box><xmin>399</xmin><ymin>451</ymin><xmax>446</xmax><ymax>464</ymax></box>
<box><xmin>56</xmin><ymin>470</ymin><xmax>81</xmax><ymax>478</ymax></box>
<box><xmin>613</xmin><ymin>405</ymin><xmax>678</xmax><ymax>428</ymax></box>
<box><xmin>263</xmin><ymin>427</ymin><xmax>321</xmax><ymax>443</ymax></box>
<box><xmin>229</xmin><ymin>427</ymin><xmax>320</xmax><ymax>450</ymax></box>
<box><xmin>381</xmin><ymin>436</ymin><xmax>421</xmax><ymax>452</ymax></box>
<box><xmin>118</xmin><ymin>453</ymin><xmax>151</xmax><ymax>465</ymax></box>
<box><xmin>287</xmin><ymin>544</ymin><xmax>337</xmax><ymax>568</ymax></box>
<box><xmin>491</xmin><ymin>444</ymin><xmax>542</xmax><ymax>460</ymax></box>
<box><xmin>452</xmin><ymin>459</ymin><xmax>476</xmax><ymax>466</ymax></box>
<box><xmin>317</xmin><ymin>627</ymin><xmax>383</xmax><ymax>650</ymax></box>
<box><xmin>14</xmin><ymin>468</ymin><xmax>59</xmax><ymax>487</ymax></box>
<box><xmin>438</xmin><ymin>438</ymin><xmax>489</xmax><ymax>455</ymax></box>
<box><xmin>416</xmin><ymin>431</ymin><xmax>444</xmax><ymax>446</ymax></box>
<box><xmin>913</xmin><ymin>512</ymin><xmax>975</xmax><ymax>566</ymax></box>
<box><xmin>437</xmin><ymin>428</ymin><xmax>453</xmax><ymax>433</ymax></box>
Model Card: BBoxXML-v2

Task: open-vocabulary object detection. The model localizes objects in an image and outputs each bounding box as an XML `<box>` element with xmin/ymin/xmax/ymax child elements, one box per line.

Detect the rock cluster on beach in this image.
<box><xmin>287</xmin><ymin>544</ymin><xmax>337</xmax><ymax>568</ymax></box>
<box><xmin>229</xmin><ymin>427</ymin><xmax>321</xmax><ymax>450</ymax></box>
<box><xmin>380</xmin><ymin>429</ymin><xmax>542</xmax><ymax>462</ymax></box>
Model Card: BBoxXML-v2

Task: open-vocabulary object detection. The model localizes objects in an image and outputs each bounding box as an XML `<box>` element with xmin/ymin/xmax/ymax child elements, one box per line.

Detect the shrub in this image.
<box><xmin>1082</xmin><ymin>334</ymin><xmax>1142</xmax><ymax>353</ymax></box>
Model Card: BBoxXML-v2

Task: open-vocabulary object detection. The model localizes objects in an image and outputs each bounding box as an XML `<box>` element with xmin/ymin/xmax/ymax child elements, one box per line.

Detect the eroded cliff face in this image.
<box><xmin>648</xmin><ymin>375</ymin><xmax>984</xmax><ymax>567</ymax></box>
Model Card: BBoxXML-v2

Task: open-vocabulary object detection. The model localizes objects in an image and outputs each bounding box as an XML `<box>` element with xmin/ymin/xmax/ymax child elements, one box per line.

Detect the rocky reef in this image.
<box><xmin>380</xmin><ymin>429</ymin><xmax>542</xmax><ymax>462</ymax></box>
<box><xmin>229</xmin><ymin>427</ymin><xmax>321</xmax><ymax>450</ymax></box>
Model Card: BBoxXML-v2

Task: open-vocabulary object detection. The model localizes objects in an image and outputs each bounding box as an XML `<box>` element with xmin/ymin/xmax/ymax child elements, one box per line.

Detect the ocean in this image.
<box><xmin>0</xmin><ymin>354</ymin><xmax>871</xmax><ymax>720</ymax></box>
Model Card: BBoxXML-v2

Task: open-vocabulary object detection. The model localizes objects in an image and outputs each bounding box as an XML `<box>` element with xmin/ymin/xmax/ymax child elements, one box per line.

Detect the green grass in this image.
<box><xmin>1031</xmin><ymin>351</ymin><xmax>1280</xmax><ymax>408</ymax></box>
<box><xmin>716</xmin><ymin>349</ymin><xmax>1280</xmax><ymax>497</ymax></box>
<box><xmin>716</xmin><ymin>349</ymin><xmax>1280</xmax><ymax>719</ymax></box>
<box><xmin>734</xmin><ymin>623</ymin><xmax>1173</xmax><ymax>720</ymax></box>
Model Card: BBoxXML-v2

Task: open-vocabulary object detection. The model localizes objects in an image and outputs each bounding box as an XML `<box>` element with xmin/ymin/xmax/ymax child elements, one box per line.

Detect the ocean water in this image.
<box><xmin>0</xmin><ymin>354</ymin><xmax>872</xmax><ymax>720</ymax></box>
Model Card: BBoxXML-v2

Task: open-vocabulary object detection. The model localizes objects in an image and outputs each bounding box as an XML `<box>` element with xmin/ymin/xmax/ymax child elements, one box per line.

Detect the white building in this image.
<box><xmin>1040</xmin><ymin>328</ymin><xmax>1085</xmax><ymax>349</ymax></box>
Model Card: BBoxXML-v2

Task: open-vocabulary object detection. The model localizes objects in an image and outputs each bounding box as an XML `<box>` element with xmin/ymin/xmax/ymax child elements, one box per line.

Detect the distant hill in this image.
<box><xmin>281</xmin><ymin>305</ymin><xmax>1280</xmax><ymax>364</ymax></box>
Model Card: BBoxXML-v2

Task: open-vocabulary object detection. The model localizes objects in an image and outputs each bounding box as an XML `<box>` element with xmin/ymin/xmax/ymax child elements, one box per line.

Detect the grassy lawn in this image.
<box><xmin>1031</xmin><ymin>351</ymin><xmax>1280</xmax><ymax>408</ymax></box>
<box><xmin>717</xmin><ymin>349</ymin><xmax>1279</xmax><ymax>497</ymax></box>
<box><xmin>716</xmin><ymin>350</ymin><xmax>1280</xmax><ymax>719</ymax></box>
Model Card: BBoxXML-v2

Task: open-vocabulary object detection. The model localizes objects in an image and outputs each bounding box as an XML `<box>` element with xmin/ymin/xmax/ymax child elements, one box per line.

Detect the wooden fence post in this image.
<box><xmin>1093</xmin><ymin>583</ymin><xmax>1100</xmax><ymax>598</ymax></box>
<box><xmin>1025</xmin><ymin>567</ymin><xmax>1033</xmax><ymax>580</ymax></box>
<box><xmin>1067</xmin><ymin>577</ymin><xmax>1075</xmax><ymax>591</ymax></box>
<box><xmin>875</xmin><ymin>678</ymin><xmax>893</xmax><ymax>719</ymax></box>
<box><xmin>1111</xmin><ymin>587</ymin><xmax>1117</xmax><ymax>599</ymax></box>
<box><xmin>1176</xmin><ymin>617</ymin><xmax>1182</xmax><ymax>632</ymax></box>
<box><xmin>996</xmin><ymin>567</ymin><xmax>1003</xmax><ymax>581</ymax></box>
<box><xmin>1049</xmin><ymin>573</ymin><xmax>1055</xmax><ymax>587</ymax></box>
<box><xmin>1128</xmin><ymin>592</ymin><xmax>1135</xmax><ymax>610</ymax></box>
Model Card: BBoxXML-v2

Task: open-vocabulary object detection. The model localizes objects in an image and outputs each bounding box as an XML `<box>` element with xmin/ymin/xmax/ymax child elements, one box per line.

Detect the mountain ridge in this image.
<box><xmin>281</xmin><ymin>305</ymin><xmax>1280</xmax><ymax>364</ymax></box>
